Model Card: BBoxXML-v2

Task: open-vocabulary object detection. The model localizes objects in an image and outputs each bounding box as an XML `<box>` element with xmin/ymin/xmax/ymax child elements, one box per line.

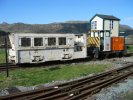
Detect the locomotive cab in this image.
<box><xmin>88</xmin><ymin>30</ymin><xmax>111</xmax><ymax>58</ymax></box>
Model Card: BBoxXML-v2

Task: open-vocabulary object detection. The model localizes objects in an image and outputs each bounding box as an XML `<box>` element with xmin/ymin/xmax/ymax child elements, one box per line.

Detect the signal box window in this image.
<box><xmin>48</xmin><ymin>37</ymin><xmax>56</xmax><ymax>46</ymax></box>
<box><xmin>110</xmin><ymin>20</ymin><xmax>113</xmax><ymax>29</ymax></box>
<box><xmin>59</xmin><ymin>37</ymin><xmax>66</xmax><ymax>45</ymax></box>
<box><xmin>34</xmin><ymin>38</ymin><xmax>43</xmax><ymax>46</ymax></box>
<box><xmin>21</xmin><ymin>38</ymin><xmax>31</xmax><ymax>47</ymax></box>
<box><xmin>91</xmin><ymin>21</ymin><xmax>97</xmax><ymax>30</ymax></box>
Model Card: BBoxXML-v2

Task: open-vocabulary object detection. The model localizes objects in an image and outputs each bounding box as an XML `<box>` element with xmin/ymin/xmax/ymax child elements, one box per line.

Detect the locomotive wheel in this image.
<box><xmin>105</xmin><ymin>53</ymin><xmax>110</xmax><ymax>58</ymax></box>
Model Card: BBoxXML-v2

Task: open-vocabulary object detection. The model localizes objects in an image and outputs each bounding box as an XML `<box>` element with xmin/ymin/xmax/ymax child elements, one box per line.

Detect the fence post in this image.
<box><xmin>5</xmin><ymin>34</ymin><xmax>9</xmax><ymax>77</ymax></box>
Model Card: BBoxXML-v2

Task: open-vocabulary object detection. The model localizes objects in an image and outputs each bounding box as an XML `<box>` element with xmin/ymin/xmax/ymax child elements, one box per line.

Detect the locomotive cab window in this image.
<box><xmin>100</xmin><ymin>32</ymin><xmax>103</xmax><ymax>37</ymax></box>
<box><xmin>59</xmin><ymin>37</ymin><xmax>66</xmax><ymax>45</ymax></box>
<box><xmin>34</xmin><ymin>37</ymin><xmax>43</xmax><ymax>46</ymax></box>
<box><xmin>48</xmin><ymin>37</ymin><xmax>56</xmax><ymax>46</ymax></box>
<box><xmin>21</xmin><ymin>37</ymin><xmax>31</xmax><ymax>47</ymax></box>
<box><xmin>95</xmin><ymin>32</ymin><xmax>99</xmax><ymax>37</ymax></box>
<box><xmin>91</xmin><ymin>32</ymin><xmax>94</xmax><ymax>37</ymax></box>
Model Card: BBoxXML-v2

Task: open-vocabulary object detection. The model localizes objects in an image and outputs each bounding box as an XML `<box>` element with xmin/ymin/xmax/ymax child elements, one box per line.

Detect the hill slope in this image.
<box><xmin>0</xmin><ymin>21</ymin><xmax>132</xmax><ymax>34</ymax></box>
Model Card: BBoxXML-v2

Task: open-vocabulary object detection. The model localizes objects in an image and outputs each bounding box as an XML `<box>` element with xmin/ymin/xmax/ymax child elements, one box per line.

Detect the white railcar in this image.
<box><xmin>9</xmin><ymin>33</ymin><xmax>87</xmax><ymax>64</ymax></box>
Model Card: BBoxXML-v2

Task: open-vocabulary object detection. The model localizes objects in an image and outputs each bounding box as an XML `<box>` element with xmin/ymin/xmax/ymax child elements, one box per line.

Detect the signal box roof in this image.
<box><xmin>90</xmin><ymin>14</ymin><xmax>120</xmax><ymax>21</ymax></box>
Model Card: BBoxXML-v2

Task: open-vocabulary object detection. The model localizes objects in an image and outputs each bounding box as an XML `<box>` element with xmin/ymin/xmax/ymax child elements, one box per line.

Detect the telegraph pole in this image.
<box><xmin>5</xmin><ymin>33</ymin><xmax>9</xmax><ymax>77</ymax></box>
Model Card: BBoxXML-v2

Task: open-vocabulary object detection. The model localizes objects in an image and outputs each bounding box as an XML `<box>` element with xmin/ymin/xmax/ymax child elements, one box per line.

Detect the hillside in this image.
<box><xmin>120</xmin><ymin>24</ymin><xmax>133</xmax><ymax>31</ymax></box>
<box><xmin>0</xmin><ymin>21</ymin><xmax>132</xmax><ymax>34</ymax></box>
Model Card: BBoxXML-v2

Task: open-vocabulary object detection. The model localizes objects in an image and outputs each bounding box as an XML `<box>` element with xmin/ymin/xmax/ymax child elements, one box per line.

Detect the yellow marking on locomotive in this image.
<box><xmin>93</xmin><ymin>38</ymin><xmax>99</xmax><ymax>46</ymax></box>
<box><xmin>88</xmin><ymin>35</ymin><xmax>100</xmax><ymax>47</ymax></box>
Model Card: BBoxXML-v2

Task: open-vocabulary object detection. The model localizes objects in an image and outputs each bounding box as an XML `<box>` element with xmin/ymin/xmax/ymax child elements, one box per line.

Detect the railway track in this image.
<box><xmin>0</xmin><ymin>63</ymin><xmax>133</xmax><ymax>100</ymax></box>
<box><xmin>0</xmin><ymin>58</ymin><xmax>90</xmax><ymax>71</ymax></box>
<box><xmin>0</xmin><ymin>64</ymin><xmax>18</xmax><ymax>71</ymax></box>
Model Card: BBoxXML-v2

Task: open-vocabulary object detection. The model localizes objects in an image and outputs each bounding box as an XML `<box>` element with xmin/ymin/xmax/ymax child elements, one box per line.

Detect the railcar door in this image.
<box><xmin>103</xmin><ymin>31</ymin><xmax>111</xmax><ymax>51</ymax></box>
<box><xmin>18</xmin><ymin>51</ymin><xmax>31</xmax><ymax>63</ymax></box>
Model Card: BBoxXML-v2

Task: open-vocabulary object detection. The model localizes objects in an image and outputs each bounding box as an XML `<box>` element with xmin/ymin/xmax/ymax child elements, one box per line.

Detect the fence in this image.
<box><xmin>125</xmin><ymin>35</ymin><xmax>133</xmax><ymax>45</ymax></box>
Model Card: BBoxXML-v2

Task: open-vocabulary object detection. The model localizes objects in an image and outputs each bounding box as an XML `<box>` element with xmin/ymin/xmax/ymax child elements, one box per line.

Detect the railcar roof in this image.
<box><xmin>10</xmin><ymin>33</ymin><xmax>74</xmax><ymax>34</ymax></box>
<box><xmin>9</xmin><ymin>33</ymin><xmax>86</xmax><ymax>35</ymax></box>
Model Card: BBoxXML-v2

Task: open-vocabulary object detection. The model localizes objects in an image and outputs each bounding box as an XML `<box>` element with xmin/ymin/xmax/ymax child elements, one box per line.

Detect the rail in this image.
<box><xmin>0</xmin><ymin>64</ymin><xmax>18</xmax><ymax>71</ymax></box>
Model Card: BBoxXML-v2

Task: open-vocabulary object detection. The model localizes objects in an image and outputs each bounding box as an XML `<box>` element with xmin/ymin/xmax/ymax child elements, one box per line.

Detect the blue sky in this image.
<box><xmin>0</xmin><ymin>0</ymin><xmax>133</xmax><ymax>27</ymax></box>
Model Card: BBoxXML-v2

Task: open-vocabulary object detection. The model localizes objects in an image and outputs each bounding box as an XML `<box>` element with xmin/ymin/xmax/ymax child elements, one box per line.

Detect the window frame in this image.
<box><xmin>34</xmin><ymin>37</ymin><xmax>43</xmax><ymax>47</ymax></box>
<box><xmin>91</xmin><ymin>32</ymin><xmax>94</xmax><ymax>37</ymax></box>
<box><xmin>91</xmin><ymin>21</ymin><xmax>97</xmax><ymax>30</ymax></box>
<box><xmin>48</xmin><ymin>37</ymin><xmax>56</xmax><ymax>46</ymax></box>
<box><xmin>94</xmin><ymin>21</ymin><xmax>97</xmax><ymax>29</ymax></box>
<box><xmin>110</xmin><ymin>20</ymin><xmax>113</xmax><ymax>29</ymax></box>
<box><xmin>105</xmin><ymin>32</ymin><xmax>110</xmax><ymax>37</ymax></box>
<box><xmin>20</xmin><ymin>37</ymin><xmax>31</xmax><ymax>47</ymax></box>
<box><xmin>58</xmin><ymin>37</ymin><xmax>66</xmax><ymax>46</ymax></box>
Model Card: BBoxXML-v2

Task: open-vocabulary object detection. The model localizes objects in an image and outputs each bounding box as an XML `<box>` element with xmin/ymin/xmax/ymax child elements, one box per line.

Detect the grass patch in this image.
<box><xmin>127</xmin><ymin>45</ymin><xmax>133</xmax><ymax>52</ymax></box>
<box><xmin>0</xmin><ymin>49</ymin><xmax>6</xmax><ymax>63</ymax></box>
<box><xmin>0</xmin><ymin>64</ymin><xmax>111</xmax><ymax>88</ymax></box>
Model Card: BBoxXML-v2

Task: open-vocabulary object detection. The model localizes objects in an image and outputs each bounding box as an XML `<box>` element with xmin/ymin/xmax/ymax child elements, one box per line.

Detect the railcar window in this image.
<box><xmin>34</xmin><ymin>38</ymin><xmax>43</xmax><ymax>46</ymax></box>
<box><xmin>59</xmin><ymin>37</ymin><xmax>66</xmax><ymax>45</ymax></box>
<box><xmin>48</xmin><ymin>37</ymin><xmax>56</xmax><ymax>46</ymax></box>
<box><xmin>21</xmin><ymin>38</ymin><xmax>31</xmax><ymax>47</ymax></box>
<box><xmin>106</xmin><ymin>32</ymin><xmax>110</xmax><ymax>37</ymax></box>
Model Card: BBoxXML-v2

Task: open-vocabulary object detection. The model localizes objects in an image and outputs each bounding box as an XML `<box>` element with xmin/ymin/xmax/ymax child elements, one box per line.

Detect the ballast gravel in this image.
<box><xmin>89</xmin><ymin>77</ymin><xmax>133</xmax><ymax>100</ymax></box>
<box><xmin>87</xmin><ymin>56</ymin><xmax>133</xmax><ymax>100</ymax></box>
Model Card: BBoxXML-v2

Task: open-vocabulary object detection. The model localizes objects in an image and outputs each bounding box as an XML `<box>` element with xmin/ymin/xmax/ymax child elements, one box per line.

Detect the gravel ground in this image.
<box><xmin>88</xmin><ymin>55</ymin><xmax>133</xmax><ymax>100</ymax></box>
<box><xmin>0</xmin><ymin>55</ymin><xmax>133</xmax><ymax>98</ymax></box>
<box><xmin>88</xmin><ymin>77</ymin><xmax>133</xmax><ymax>100</ymax></box>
